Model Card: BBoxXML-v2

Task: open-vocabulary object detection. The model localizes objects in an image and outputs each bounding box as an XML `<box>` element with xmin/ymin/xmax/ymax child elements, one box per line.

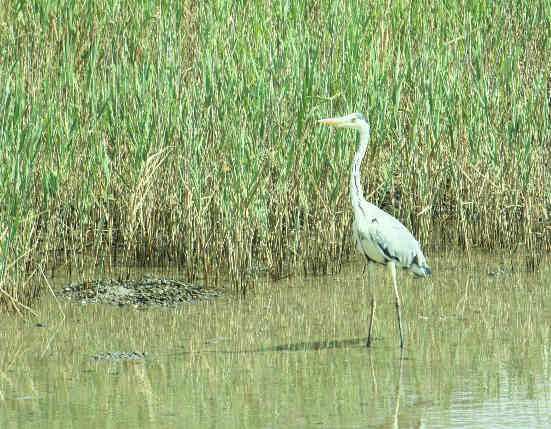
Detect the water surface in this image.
<box><xmin>2</xmin><ymin>252</ymin><xmax>550</xmax><ymax>428</ymax></box>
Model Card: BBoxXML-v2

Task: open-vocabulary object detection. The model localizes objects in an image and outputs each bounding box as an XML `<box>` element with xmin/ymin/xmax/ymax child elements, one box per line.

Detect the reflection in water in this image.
<box><xmin>0</xmin><ymin>252</ymin><xmax>550</xmax><ymax>428</ymax></box>
<box><xmin>370</xmin><ymin>349</ymin><xmax>428</xmax><ymax>429</ymax></box>
<box><xmin>368</xmin><ymin>349</ymin><xmax>406</xmax><ymax>429</ymax></box>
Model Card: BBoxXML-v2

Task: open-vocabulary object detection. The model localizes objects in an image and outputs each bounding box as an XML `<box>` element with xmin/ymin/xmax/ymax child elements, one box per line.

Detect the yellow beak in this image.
<box><xmin>318</xmin><ymin>117</ymin><xmax>344</xmax><ymax>126</ymax></box>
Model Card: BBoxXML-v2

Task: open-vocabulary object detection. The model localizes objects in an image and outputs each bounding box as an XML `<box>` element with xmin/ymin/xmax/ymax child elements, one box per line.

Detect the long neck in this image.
<box><xmin>349</xmin><ymin>124</ymin><xmax>370</xmax><ymax>214</ymax></box>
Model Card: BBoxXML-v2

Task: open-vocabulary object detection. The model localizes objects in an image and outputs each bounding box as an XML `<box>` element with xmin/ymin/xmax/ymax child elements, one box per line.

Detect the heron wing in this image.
<box><xmin>354</xmin><ymin>209</ymin><xmax>427</xmax><ymax>272</ymax></box>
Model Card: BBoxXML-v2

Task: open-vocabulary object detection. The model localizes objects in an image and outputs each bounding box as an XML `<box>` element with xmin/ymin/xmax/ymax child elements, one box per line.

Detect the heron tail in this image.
<box><xmin>410</xmin><ymin>263</ymin><xmax>432</xmax><ymax>277</ymax></box>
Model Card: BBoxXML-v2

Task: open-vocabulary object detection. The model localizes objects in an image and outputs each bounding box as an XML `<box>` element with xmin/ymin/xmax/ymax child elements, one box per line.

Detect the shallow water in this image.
<box><xmin>2</xmin><ymin>252</ymin><xmax>551</xmax><ymax>428</ymax></box>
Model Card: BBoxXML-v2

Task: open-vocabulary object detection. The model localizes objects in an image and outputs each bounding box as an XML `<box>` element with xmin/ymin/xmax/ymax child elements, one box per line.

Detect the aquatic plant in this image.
<box><xmin>1</xmin><ymin>0</ymin><xmax>550</xmax><ymax>310</ymax></box>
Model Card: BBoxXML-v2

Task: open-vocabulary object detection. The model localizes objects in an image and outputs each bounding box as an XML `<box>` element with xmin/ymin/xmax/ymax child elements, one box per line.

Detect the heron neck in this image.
<box><xmin>349</xmin><ymin>125</ymin><xmax>370</xmax><ymax>213</ymax></box>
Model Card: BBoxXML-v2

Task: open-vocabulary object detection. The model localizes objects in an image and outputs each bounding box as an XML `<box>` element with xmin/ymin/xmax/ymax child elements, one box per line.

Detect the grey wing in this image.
<box><xmin>355</xmin><ymin>212</ymin><xmax>431</xmax><ymax>277</ymax></box>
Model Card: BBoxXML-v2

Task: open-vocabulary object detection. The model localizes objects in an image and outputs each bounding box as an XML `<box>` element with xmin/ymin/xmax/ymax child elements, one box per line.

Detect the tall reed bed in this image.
<box><xmin>1</xmin><ymin>0</ymin><xmax>550</xmax><ymax>310</ymax></box>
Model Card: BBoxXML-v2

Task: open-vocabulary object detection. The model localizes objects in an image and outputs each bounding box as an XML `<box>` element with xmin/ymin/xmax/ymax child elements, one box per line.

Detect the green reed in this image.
<box><xmin>1</xmin><ymin>0</ymin><xmax>550</xmax><ymax>310</ymax></box>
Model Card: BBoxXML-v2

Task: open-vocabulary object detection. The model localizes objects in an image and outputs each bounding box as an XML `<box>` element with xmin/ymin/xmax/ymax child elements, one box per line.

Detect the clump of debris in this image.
<box><xmin>57</xmin><ymin>274</ymin><xmax>223</xmax><ymax>308</ymax></box>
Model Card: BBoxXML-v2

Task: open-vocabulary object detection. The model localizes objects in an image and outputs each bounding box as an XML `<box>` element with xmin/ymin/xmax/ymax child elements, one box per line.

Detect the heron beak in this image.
<box><xmin>318</xmin><ymin>117</ymin><xmax>345</xmax><ymax>127</ymax></box>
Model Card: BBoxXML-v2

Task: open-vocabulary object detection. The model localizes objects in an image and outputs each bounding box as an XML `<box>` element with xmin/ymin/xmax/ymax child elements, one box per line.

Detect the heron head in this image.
<box><xmin>318</xmin><ymin>113</ymin><xmax>369</xmax><ymax>130</ymax></box>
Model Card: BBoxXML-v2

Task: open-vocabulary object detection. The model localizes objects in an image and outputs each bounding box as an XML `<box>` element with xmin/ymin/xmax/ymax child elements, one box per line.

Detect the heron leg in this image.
<box><xmin>366</xmin><ymin>263</ymin><xmax>376</xmax><ymax>347</ymax></box>
<box><xmin>388</xmin><ymin>262</ymin><xmax>404</xmax><ymax>348</ymax></box>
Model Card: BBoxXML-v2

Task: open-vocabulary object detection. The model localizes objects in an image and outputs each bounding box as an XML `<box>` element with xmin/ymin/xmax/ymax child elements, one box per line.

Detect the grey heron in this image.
<box><xmin>319</xmin><ymin>113</ymin><xmax>431</xmax><ymax>348</ymax></box>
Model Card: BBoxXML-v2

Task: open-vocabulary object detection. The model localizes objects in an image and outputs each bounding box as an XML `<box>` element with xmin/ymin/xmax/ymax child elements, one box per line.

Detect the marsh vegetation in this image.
<box><xmin>1</xmin><ymin>1</ymin><xmax>550</xmax><ymax>310</ymax></box>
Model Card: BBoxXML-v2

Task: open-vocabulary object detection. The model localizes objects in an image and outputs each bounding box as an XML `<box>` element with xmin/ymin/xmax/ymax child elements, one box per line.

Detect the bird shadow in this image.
<box><xmin>254</xmin><ymin>337</ymin><xmax>368</xmax><ymax>353</ymax></box>
<box><xmin>182</xmin><ymin>337</ymin><xmax>370</xmax><ymax>355</ymax></box>
<box><xmin>179</xmin><ymin>336</ymin><xmax>408</xmax><ymax>356</ymax></box>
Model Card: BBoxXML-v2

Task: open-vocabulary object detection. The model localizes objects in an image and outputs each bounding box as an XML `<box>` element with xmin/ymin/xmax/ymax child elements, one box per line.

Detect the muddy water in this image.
<box><xmin>1</xmin><ymin>252</ymin><xmax>551</xmax><ymax>428</ymax></box>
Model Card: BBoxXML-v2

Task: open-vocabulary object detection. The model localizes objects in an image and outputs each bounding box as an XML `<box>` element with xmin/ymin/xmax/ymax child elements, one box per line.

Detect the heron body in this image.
<box><xmin>319</xmin><ymin>113</ymin><xmax>431</xmax><ymax>348</ymax></box>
